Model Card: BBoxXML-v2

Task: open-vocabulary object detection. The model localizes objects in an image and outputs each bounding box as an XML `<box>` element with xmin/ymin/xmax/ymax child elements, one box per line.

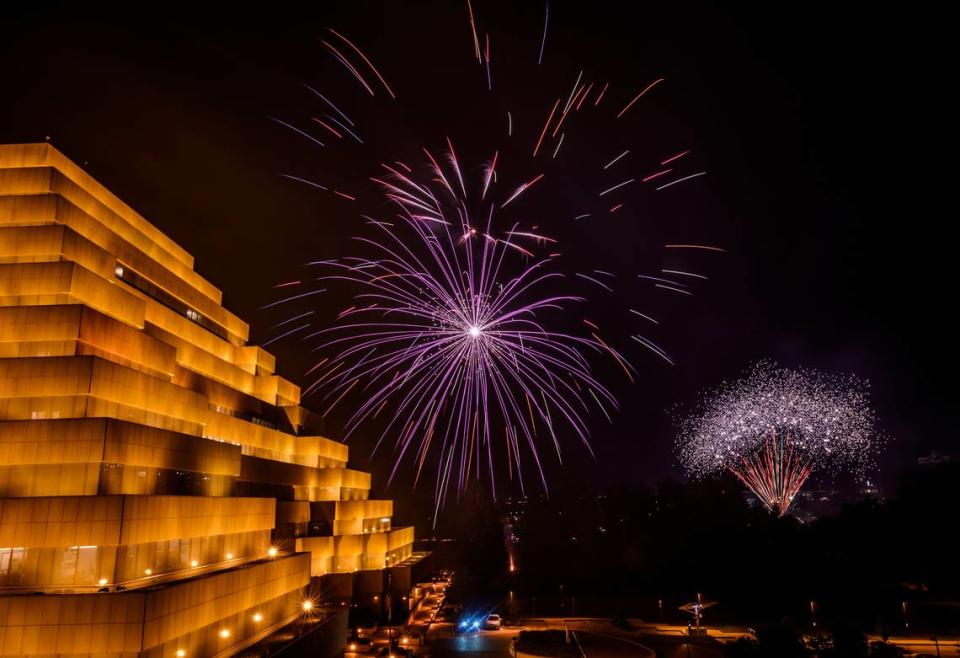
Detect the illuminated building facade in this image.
<box><xmin>0</xmin><ymin>143</ymin><xmax>426</xmax><ymax>657</ymax></box>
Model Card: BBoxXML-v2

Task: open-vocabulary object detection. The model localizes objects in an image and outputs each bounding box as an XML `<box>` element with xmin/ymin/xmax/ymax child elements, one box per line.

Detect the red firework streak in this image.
<box><xmin>727</xmin><ymin>432</ymin><xmax>813</xmax><ymax>516</ymax></box>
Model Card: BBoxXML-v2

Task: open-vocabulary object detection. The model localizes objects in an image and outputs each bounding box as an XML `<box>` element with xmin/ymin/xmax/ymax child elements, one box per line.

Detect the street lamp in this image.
<box><xmin>810</xmin><ymin>601</ymin><xmax>817</xmax><ymax>629</ymax></box>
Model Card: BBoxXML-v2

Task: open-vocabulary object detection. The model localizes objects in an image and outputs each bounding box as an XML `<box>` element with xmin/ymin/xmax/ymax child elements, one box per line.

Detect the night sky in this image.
<box><xmin>2</xmin><ymin>2</ymin><xmax>949</xmax><ymax>498</ymax></box>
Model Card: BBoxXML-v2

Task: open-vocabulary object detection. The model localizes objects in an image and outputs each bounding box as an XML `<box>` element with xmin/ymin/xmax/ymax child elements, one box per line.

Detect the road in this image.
<box><xmin>576</xmin><ymin>630</ymin><xmax>656</xmax><ymax>657</ymax></box>
<box><xmin>425</xmin><ymin>628</ymin><xmax>515</xmax><ymax>657</ymax></box>
<box><xmin>421</xmin><ymin>622</ymin><xmax>664</xmax><ymax>657</ymax></box>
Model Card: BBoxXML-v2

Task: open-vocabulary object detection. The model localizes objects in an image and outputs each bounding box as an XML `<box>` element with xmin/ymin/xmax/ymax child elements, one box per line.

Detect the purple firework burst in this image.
<box><xmin>301</xmin><ymin>149</ymin><xmax>628</xmax><ymax>509</ymax></box>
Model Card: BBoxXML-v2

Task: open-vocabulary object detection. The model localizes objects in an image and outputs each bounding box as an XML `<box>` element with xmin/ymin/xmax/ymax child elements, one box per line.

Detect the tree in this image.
<box><xmin>754</xmin><ymin>625</ymin><xmax>809</xmax><ymax>658</ymax></box>
<box><xmin>723</xmin><ymin>637</ymin><xmax>761</xmax><ymax>658</ymax></box>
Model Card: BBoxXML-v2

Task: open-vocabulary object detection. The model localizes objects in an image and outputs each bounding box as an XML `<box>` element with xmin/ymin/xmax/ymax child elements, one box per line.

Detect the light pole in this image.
<box><xmin>810</xmin><ymin>601</ymin><xmax>817</xmax><ymax>630</ymax></box>
<box><xmin>658</xmin><ymin>599</ymin><xmax>663</xmax><ymax>623</ymax></box>
<box><xmin>902</xmin><ymin>601</ymin><xmax>910</xmax><ymax>632</ymax></box>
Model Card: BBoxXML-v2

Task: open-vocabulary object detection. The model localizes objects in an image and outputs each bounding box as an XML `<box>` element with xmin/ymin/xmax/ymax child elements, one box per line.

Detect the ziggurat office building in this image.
<box><xmin>0</xmin><ymin>143</ymin><xmax>428</xmax><ymax>658</ymax></box>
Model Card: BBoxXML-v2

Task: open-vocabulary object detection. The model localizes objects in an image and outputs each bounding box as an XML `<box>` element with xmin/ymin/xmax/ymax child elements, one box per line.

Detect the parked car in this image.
<box><xmin>398</xmin><ymin>629</ymin><xmax>424</xmax><ymax>648</ymax></box>
<box><xmin>355</xmin><ymin>623</ymin><xmax>378</xmax><ymax>637</ymax></box>
<box><xmin>346</xmin><ymin>637</ymin><xmax>374</xmax><ymax>654</ymax></box>
<box><xmin>485</xmin><ymin>614</ymin><xmax>502</xmax><ymax>631</ymax></box>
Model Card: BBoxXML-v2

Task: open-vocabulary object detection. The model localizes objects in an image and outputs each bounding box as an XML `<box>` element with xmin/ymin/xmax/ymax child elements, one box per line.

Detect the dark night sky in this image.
<box><xmin>1</xmin><ymin>2</ymin><xmax>951</xmax><ymax>498</ymax></box>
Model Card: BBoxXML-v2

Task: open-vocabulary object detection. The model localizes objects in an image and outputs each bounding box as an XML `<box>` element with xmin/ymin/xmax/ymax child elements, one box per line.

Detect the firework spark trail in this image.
<box><xmin>575</xmin><ymin>272</ymin><xmax>615</xmax><ymax>292</ymax></box>
<box><xmin>604</xmin><ymin>150</ymin><xmax>630</xmax><ymax>169</ymax></box>
<box><xmin>270</xmin><ymin>310</ymin><xmax>314</xmax><ymax>330</ymax></box>
<box><xmin>638</xmin><ymin>274</ymin><xmax>688</xmax><ymax>287</ymax></box>
<box><xmin>312</xmin><ymin>117</ymin><xmax>343</xmax><ymax>139</ymax></box>
<box><xmin>630</xmin><ymin>334</ymin><xmax>674</xmax><ymax>365</ymax></box>
<box><xmin>617</xmin><ymin>78</ymin><xmax>665</xmax><ymax>118</ymax></box>
<box><xmin>327</xmin><ymin>28</ymin><xmax>396</xmax><ymax>98</ymax></box>
<box><xmin>538</xmin><ymin>1</ymin><xmax>549</xmax><ymax>65</ymax></box>
<box><xmin>656</xmin><ymin>171</ymin><xmax>707</xmax><ymax>191</ymax></box>
<box><xmin>629</xmin><ymin>309</ymin><xmax>659</xmax><ymax>324</ymax></box>
<box><xmin>655</xmin><ymin>283</ymin><xmax>692</xmax><ymax>295</ymax></box>
<box><xmin>260</xmin><ymin>289</ymin><xmax>327</xmax><ymax>310</ymax></box>
<box><xmin>533</xmin><ymin>98</ymin><xmax>561</xmax><ymax>157</ymax></box>
<box><xmin>563</xmin><ymin>71</ymin><xmax>584</xmax><ymax>113</ymax></box>
<box><xmin>465</xmin><ymin>0</ymin><xmax>481</xmax><ymax>61</ymax></box>
<box><xmin>501</xmin><ymin>173</ymin><xmax>545</xmax><ymax>207</ymax></box>
<box><xmin>594</xmin><ymin>82</ymin><xmax>609</xmax><ymax>106</ymax></box>
<box><xmin>270</xmin><ymin>117</ymin><xmax>325</xmax><ymax>148</ymax></box>
<box><xmin>322</xmin><ymin>113</ymin><xmax>364</xmax><ymax>143</ymax></box>
<box><xmin>321</xmin><ymin>39</ymin><xmax>375</xmax><ymax>95</ymax></box>
<box><xmin>482</xmin><ymin>151</ymin><xmax>498</xmax><ymax>200</ymax></box>
<box><xmin>552</xmin><ymin>87</ymin><xmax>583</xmax><ymax>137</ymax></box>
<box><xmin>279</xmin><ymin>174</ymin><xmax>327</xmax><ymax>191</ymax></box>
<box><xmin>665</xmin><ymin>244</ymin><xmax>727</xmax><ymax>252</ymax></box>
<box><xmin>484</xmin><ymin>33</ymin><xmax>493</xmax><ymax>90</ymax></box>
<box><xmin>662</xmin><ymin>269</ymin><xmax>708</xmax><ymax>280</ymax></box>
<box><xmin>676</xmin><ymin>362</ymin><xmax>880</xmax><ymax>516</ymax></box>
<box><xmin>262</xmin><ymin>323</ymin><xmax>311</xmax><ymax>348</ymax></box>
<box><xmin>552</xmin><ymin>133</ymin><xmax>565</xmax><ymax>158</ymax></box>
<box><xmin>576</xmin><ymin>82</ymin><xmax>593</xmax><ymax>111</ymax></box>
<box><xmin>302</xmin><ymin>84</ymin><xmax>356</xmax><ymax>125</ymax></box>
<box><xmin>599</xmin><ymin>179</ymin><xmax>635</xmax><ymax>196</ymax></box>
<box><xmin>661</xmin><ymin>149</ymin><xmax>690</xmax><ymax>165</ymax></box>
<box><xmin>642</xmin><ymin>169</ymin><xmax>672</xmax><ymax>182</ymax></box>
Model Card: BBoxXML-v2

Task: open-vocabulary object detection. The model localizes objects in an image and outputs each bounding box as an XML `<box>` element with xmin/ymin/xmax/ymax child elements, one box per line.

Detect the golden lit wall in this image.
<box><xmin>0</xmin><ymin>554</ymin><xmax>310</xmax><ymax>656</ymax></box>
<box><xmin>0</xmin><ymin>143</ymin><xmax>421</xmax><ymax>656</ymax></box>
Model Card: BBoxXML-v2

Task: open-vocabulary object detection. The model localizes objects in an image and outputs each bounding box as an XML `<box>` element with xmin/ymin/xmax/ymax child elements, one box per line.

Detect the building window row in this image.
<box><xmin>114</xmin><ymin>263</ymin><xmax>231</xmax><ymax>341</ymax></box>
